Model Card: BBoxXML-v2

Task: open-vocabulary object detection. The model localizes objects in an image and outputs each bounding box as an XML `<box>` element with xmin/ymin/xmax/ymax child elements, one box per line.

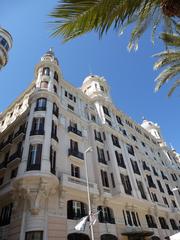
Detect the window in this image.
<box><xmin>116</xmin><ymin>116</ymin><xmax>123</xmax><ymax>125</ymax></box>
<box><xmin>70</xmin><ymin>139</ymin><xmax>78</xmax><ymax>152</ymax></box>
<box><xmin>152</xmin><ymin>166</ymin><xmax>158</xmax><ymax>176</ymax></box>
<box><xmin>50</xmin><ymin>146</ymin><xmax>56</xmax><ymax>175</ymax></box>
<box><xmin>165</xmin><ymin>184</ymin><xmax>173</xmax><ymax>195</ymax></box>
<box><xmin>0</xmin><ymin>177</ymin><xmax>4</xmax><ymax>185</ymax></box>
<box><xmin>53</xmin><ymin>103</ymin><xmax>59</xmax><ymax>117</ymax></box>
<box><xmin>170</xmin><ymin>219</ymin><xmax>178</xmax><ymax>230</ymax></box>
<box><xmin>145</xmin><ymin>215</ymin><xmax>157</xmax><ymax>228</ymax></box>
<box><xmin>120</xmin><ymin>174</ymin><xmax>132</xmax><ymax>195</ymax></box>
<box><xmin>30</xmin><ymin>118</ymin><xmax>45</xmax><ymax>135</ymax></box>
<box><xmin>126</xmin><ymin>120</ymin><xmax>133</xmax><ymax>128</ymax></box>
<box><xmin>40</xmin><ymin>81</ymin><xmax>48</xmax><ymax>88</ymax></box>
<box><xmin>67</xmin><ymin>200</ymin><xmax>87</xmax><ymax>219</ymax></box>
<box><xmin>111</xmin><ymin>135</ymin><xmax>120</xmax><ymax>148</ymax></box>
<box><xmin>97</xmin><ymin>147</ymin><xmax>106</xmax><ymax>164</ymax></box>
<box><xmin>126</xmin><ymin>144</ymin><xmax>134</xmax><ymax>156</ymax></box>
<box><xmin>171</xmin><ymin>173</ymin><xmax>178</xmax><ymax>181</ymax></box>
<box><xmin>53</xmin><ymin>85</ymin><xmax>57</xmax><ymax>93</ymax></box>
<box><xmin>131</xmin><ymin>135</ymin><xmax>137</xmax><ymax>141</ymax></box>
<box><xmin>151</xmin><ymin>192</ymin><xmax>158</xmax><ymax>202</ymax></box>
<box><xmin>111</xmin><ymin>173</ymin><xmax>115</xmax><ymax>188</ymax></box>
<box><xmin>100</xmin><ymin>85</ymin><xmax>104</xmax><ymax>91</ymax></box>
<box><xmin>94</xmin><ymin>130</ymin><xmax>103</xmax><ymax>142</ymax></box>
<box><xmin>146</xmin><ymin>175</ymin><xmax>156</xmax><ymax>188</ymax></box>
<box><xmin>54</xmin><ymin>71</ymin><xmax>58</xmax><ymax>82</ymax></box>
<box><xmin>106</xmin><ymin>119</ymin><xmax>112</xmax><ymax>126</ymax></box>
<box><xmin>171</xmin><ymin>200</ymin><xmax>177</xmax><ymax>208</ymax></box>
<box><xmin>65</xmin><ymin>90</ymin><xmax>76</xmax><ymax>102</ymax></box>
<box><xmin>0</xmin><ymin>36</ymin><xmax>9</xmax><ymax>50</ymax></box>
<box><xmin>115</xmin><ymin>151</ymin><xmax>126</xmax><ymax>168</ymax></box>
<box><xmin>42</xmin><ymin>67</ymin><xmax>50</xmax><ymax>76</ymax></box>
<box><xmin>141</xmin><ymin>141</ymin><xmax>146</xmax><ymax>147</ymax></box>
<box><xmin>106</xmin><ymin>151</ymin><xmax>110</xmax><ymax>161</ymax></box>
<box><xmin>130</xmin><ymin>159</ymin><xmax>140</xmax><ymax>175</ymax></box>
<box><xmin>91</xmin><ymin>114</ymin><xmax>96</xmax><ymax>122</ymax></box>
<box><xmin>68</xmin><ymin>104</ymin><xmax>74</xmax><ymax>111</ymax></box>
<box><xmin>0</xmin><ymin>203</ymin><xmax>13</xmax><ymax>226</ymax></box>
<box><xmin>163</xmin><ymin>197</ymin><xmax>169</xmax><ymax>207</ymax></box>
<box><xmin>25</xmin><ymin>231</ymin><xmax>43</xmax><ymax>240</ymax></box>
<box><xmin>10</xmin><ymin>167</ymin><xmax>18</xmax><ymax>179</ymax></box>
<box><xmin>51</xmin><ymin>120</ymin><xmax>58</xmax><ymax>141</ymax></box>
<box><xmin>126</xmin><ymin>210</ymin><xmax>132</xmax><ymax>226</ymax></box>
<box><xmin>161</xmin><ymin>171</ymin><xmax>168</xmax><ymax>180</ymax></box>
<box><xmin>136</xmin><ymin>180</ymin><xmax>146</xmax><ymax>199</ymax></box>
<box><xmin>98</xmin><ymin>206</ymin><xmax>115</xmax><ymax>224</ymax></box>
<box><xmin>71</xmin><ymin>164</ymin><xmax>80</xmax><ymax>178</ymax></box>
<box><xmin>27</xmin><ymin>144</ymin><xmax>42</xmax><ymax>171</ymax></box>
<box><xmin>157</xmin><ymin>180</ymin><xmax>164</xmax><ymax>193</ymax></box>
<box><xmin>103</xmin><ymin>106</ymin><xmax>110</xmax><ymax>117</ymax></box>
<box><xmin>101</xmin><ymin>170</ymin><xmax>109</xmax><ymax>187</ymax></box>
<box><xmin>159</xmin><ymin>217</ymin><xmax>169</xmax><ymax>229</ymax></box>
<box><xmin>35</xmin><ymin>98</ymin><xmax>47</xmax><ymax>111</ymax></box>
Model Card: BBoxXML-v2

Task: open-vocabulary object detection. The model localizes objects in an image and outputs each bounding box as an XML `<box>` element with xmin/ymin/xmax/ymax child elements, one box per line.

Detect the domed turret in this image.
<box><xmin>81</xmin><ymin>75</ymin><xmax>111</xmax><ymax>101</ymax></box>
<box><xmin>34</xmin><ymin>48</ymin><xmax>62</xmax><ymax>93</ymax></box>
<box><xmin>0</xmin><ymin>27</ymin><xmax>12</xmax><ymax>70</ymax></box>
<box><xmin>141</xmin><ymin>119</ymin><xmax>163</xmax><ymax>143</ymax></box>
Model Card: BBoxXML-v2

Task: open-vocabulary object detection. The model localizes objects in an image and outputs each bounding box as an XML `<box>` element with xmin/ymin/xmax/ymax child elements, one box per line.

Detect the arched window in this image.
<box><xmin>101</xmin><ymin>234</ymin><xmax>118</xmax><ymax>240</ymax></box>
<box><xmin>68</xmin><ymin>233</ymin><xmax>90</xmax><ymax>240</ymax></box>
<box><xmin>40</xmin><ymin>81</ymin><xmax>48</xmax><ymax>88</ymax></box>
<box><xmin>97</xmin><ymin>206</ymin><xmax>115</xmax><ymax>224</ymax></box>
<box><xmin>67</xmin><ymin>200</ymin><xmax>88</xmax><ymax>220</ymax></box>
<box><xmin>54</xmin><ymin>71</ymin><xmax>58</xmax><ymax>82</ymax></box>
<box><xmin>42</xmin><ymin>67</ymin><xmax>50</xmax><ymax>76</ymax></box>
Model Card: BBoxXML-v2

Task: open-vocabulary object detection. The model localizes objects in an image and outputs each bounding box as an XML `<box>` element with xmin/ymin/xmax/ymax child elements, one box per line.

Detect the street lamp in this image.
<box><xmin>84</xmin><ymin>146</ymin><xmax>94</xmax><ymax>240</ymax></box>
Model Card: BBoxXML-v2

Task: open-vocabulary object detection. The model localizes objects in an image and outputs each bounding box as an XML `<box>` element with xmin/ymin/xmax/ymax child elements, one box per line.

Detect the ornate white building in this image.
<box><xmin>0</xmin><ymin>50</ymin><xmax>180</xmax><ymax>240</ymax></box>
<box><xmin>0</xmin><ymin>27</ymin><xmax>12</xmax><ymax>70</ymax></box>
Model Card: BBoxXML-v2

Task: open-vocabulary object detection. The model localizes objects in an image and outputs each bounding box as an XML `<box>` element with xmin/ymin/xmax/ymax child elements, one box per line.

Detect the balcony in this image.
<box><xmin>0</xmin><ymin>136</ymin><xmax>13</xmax><ymax>151</ymax></box>
<box><xmin>68</xmin><ymin>149</ymin><xmax>84</xmax><ymax>160</ymax></box>
<box><xmin>8</xmin><ymin>150</ymin><xmax>21</xmax><ymax>166</ymax></box>
<box><xmin>68</xmin><ymin>126</ymin><xmax>82</xmax><ymax>137</ymax></box>
<box><xmin>34</xmin><ymin>106</ymin><xmax>46</xmax><ymax>111</ymax></box>
<box><xmin>30</xmin><ymin>129</ymin><xmax>45</xmax><ymax>136</ymax></box>
<box><xmin>13</xmin><ymin>125</ymin><xmax>26</xmax><ymax>140</ymax></box>
<box><xmin>60</xmin><ymin>173</ymin><xmax>99</xmax><ymax>194</ymax></box>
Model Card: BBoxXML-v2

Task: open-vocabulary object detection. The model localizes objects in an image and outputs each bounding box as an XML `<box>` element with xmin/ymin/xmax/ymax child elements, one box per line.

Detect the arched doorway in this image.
<box><xmin>68</xmin><ymin>233</ymin><xmax>90</xmax><ymax>240</ymax></box>
<box><xmin>101</xmin><ymin>234</ymin><xmax>118</xmax><ymax>240</ymax></box>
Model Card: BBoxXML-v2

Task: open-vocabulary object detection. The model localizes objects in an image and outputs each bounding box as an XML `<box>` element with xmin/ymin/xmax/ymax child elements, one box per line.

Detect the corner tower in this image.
<box><xmin>0</xmin><ymin>27</ymin><xmax>12</xmax><ymax>70</ymax></box>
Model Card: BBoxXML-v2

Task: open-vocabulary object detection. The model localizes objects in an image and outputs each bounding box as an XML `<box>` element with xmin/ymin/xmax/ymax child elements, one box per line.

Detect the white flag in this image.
<box><xmin>74</xmin><ymin>216</ymin><xmax>89</xmax><ymax>231</ymax></box>
<box><xmin>89</xmin><ymin>211</ymin><xmax>100</xmax><ymax>227</ymax></box>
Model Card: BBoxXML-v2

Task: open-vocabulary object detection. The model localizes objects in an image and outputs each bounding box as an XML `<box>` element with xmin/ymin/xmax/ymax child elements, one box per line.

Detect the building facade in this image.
<box><xmin>0</xmin><ymin>27</ymin><xmax>12</xmax><ymax>70</ymax></box>
<box><xmin>0</xmin><ymin>50</ymin><xmax>180</xmax><ymax>240</ymax></box>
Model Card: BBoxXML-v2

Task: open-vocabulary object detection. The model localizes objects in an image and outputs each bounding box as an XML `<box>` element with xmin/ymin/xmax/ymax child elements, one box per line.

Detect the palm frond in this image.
<box><xmin>154</xmin><ymin>50</ymin><xmax>180</xmax><ymax>69</ymax></box>
<box><xmin>160</xmin><ymin>32</ymin><xmax>180</xmax><ymax>47</ymax></box>
<box><xmin>168</xmin><ymin>79</ymin><xmax>180</xmax><ymax>96</ymax></box>
<box><xmin>155</xmin><ymin>64</ymin><xmax>180</xmax><ymax>91</ymax></box>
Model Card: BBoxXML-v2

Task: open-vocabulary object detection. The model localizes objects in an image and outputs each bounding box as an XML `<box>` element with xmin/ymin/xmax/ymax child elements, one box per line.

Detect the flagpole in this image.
<box><xmin>84</xmin><ymin>147</ymin><xmax>94</xmax><ymax>240</ymax></box>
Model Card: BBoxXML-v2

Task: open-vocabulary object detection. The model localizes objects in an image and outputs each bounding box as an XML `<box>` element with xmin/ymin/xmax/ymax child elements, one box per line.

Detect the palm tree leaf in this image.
<box><xmin>168</xmin><ymin>79</ymin><xmax>180</xmax><ymax>96</ymax></box>
<box><xmin>155</xmin><ymin>64</ymin><xmax>180</xmax><ymax>91</ymax></box>
<box><xmin>160</xmin><ymin>32</ymin><xmax>180</xmax><ymax>47</ymax></box>
<box><xmin>154</xmin><ymin>50</ymin><xmax>180</xmax><ymax>69</ymax></box>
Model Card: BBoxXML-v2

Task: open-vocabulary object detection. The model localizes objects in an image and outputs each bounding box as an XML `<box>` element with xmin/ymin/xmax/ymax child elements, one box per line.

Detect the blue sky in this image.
<box><xmin>0</xmin><ymin>0</ymin><xmax>180</xmax><ymax>152</ymax></box>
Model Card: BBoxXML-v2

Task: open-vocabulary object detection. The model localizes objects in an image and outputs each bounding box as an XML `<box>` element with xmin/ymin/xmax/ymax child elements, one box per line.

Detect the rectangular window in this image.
<box><xmin>126</xmin><ymin>144</ymin><xmax>134</xmax><ymax>156</ymax></box>
<box><xmin>110</xmin><ymin>173</ymin><xmax>115</xmax><ymax>188</ymax></box>
<box><xmin>27</xmin><ymin>144</ymin><xmax>42</xmax><ymax>171</ymax></box>
<box><xmin>163</xmin><ymin>197</ymin><xmax>169</xmax><ymax>207</ymax></box>
<box><xmin>31</xmin><ymin>117</ymin><xmax>45</xmax><ymax>135</ymax></box>
<box><xmin>0</xmin><ymin>203</ymin><xmax>13</xmax><ymax>226</ymax></box>
<box><xmin>68</xmin><ymin>104</ymin><xmax>74</xmax><ymax>111</ymax></box>
<box><xmin>103</xmin><ymin>106</ymin><xmax>110</xmax><ymax>117</ymax></box>
<box><xmin>10</xmin><ymin>167</ymin><xmax>18</xmax><ymax>179</ymax></box>
<box><xmin>51</xmin><ymin>120</ymin><xmax>58</xmax><ymax>141</ymax></box>
<box><xmin>116</xmin><ymin>115</ymin><xmax>123</xmax><ymax>125</ymax></box>
<box><xmin>115</xmin><ymin>151</ymin><xmax>126</xmax><ymax>168</ymax></box>
<box><xmin>130</xmin><ymin>159</ymin><xmax>140</xmax><ymax>175</ymax></box>
<box><xmin>25</xmin><ymin>231</ymin><xmax>43</xmax><ymax>240</ymax></box>
<box><xmin>101</xmin><ymin>170</ymin><xmax>109</xmax><ymax>187</ymax></box>
<box><xmin>97</xmin><ymin>147</ymin><xmax>106</xmax><ymax>164</ymax></box>
<box><xmin>50</xmin><ymin>146</ymin><xmax>56</xmax><ymax>175</ymax></box>
<box><xmin>35</xmin><ymin>98</ymin><xmax>47</xmax><ymax>111</ymax></box>
<box><xmin>94</xmin><ymin>130</ymin><xmax>103</xmax><ymax>142</ymax></box>
<box><xmin>120</xmin><ymin>174</ymin><xmax>132</xmax><ymax>195</ymax></box>
<box><xmin>157</xmin><ymin>180</ymin><xmax>164</xmax><ymax>193</ymax></box>
<box><xmin>111</xmin><ymin>135</ymin><xmax>120</xmax><ymax>148</ymax></box>
<box><xmin>136</xmin><ymin>180</ymin><xmax>146</xmax><ymax>199</ymax></box>
<box><xmin>71</xmin><ymin>164</ymin><xmax>80</xmax><ymax>178</ymax></box>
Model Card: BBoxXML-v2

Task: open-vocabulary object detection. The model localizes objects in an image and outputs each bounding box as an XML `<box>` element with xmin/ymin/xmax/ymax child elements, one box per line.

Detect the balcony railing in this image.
<box><xmin>14</xmin><ymin>126</ymin><xmax>26</xmax><ymax>139</ymax></box>
<box><xmin>0</xmin><ymin>136</ymin><xmax>13</xmax><ymax>151</ymax></box>
<box><xmin>68</xmin><ymin>149</ymin><xmax>84</xmax><ymax>160</ymax></box>
<box><xmin>68</xmin><ymin>126</ymin><xmax>82</xmax><ymax>137</ymax></box>
<box><xmin>8</xmin><ymin>150</ymin><xmax>22</xmax><ymax>164</ymax></box>
<box><xmin>30</xmin><ymin>129</ymin><xmax>45</xmax><ymax>136</ymax></box>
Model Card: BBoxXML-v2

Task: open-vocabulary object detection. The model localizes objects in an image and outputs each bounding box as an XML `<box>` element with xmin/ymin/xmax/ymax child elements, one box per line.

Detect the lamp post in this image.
<box><xmin>84</xmin><ymin>146</ymin><xmax>94</xmax><ymax>240</ymax></box>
